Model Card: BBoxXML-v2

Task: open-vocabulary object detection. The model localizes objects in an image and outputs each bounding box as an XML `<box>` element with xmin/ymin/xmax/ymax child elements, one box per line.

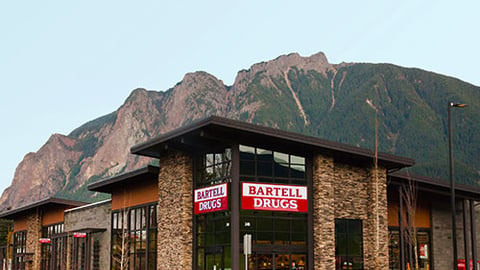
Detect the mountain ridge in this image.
<box><xmin>1</xmin><ymin>52</ymin><xmax>478</xmax><ymax>210</ymax></box>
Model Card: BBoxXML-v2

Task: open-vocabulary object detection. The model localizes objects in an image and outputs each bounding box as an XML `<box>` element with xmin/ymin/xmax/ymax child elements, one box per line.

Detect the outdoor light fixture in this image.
<box><xmin>448</xmin><ymin>101</ymin><xmax>467</xmax><ymax>270</ymax></box>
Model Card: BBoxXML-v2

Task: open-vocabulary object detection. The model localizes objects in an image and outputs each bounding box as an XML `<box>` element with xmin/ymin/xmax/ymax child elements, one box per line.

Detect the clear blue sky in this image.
<box><xmin>0</xmin><ymin>0</ymin><xmax>479</xmax><ymax>195</ymax></box>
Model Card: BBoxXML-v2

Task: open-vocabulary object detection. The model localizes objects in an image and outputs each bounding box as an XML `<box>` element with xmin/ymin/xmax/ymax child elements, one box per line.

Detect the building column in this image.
<box><xmin>364</xmin><ymin>167</ymin><xmax>389</xmax><ymax>269</ymax></box>
<box><xmin>26</xmin><ymin>210</ymin><xmax>41</xmax><ymax>270</ymax></box>
<box><xmin>157</xmin><ymin>149</ymin><xmax>193</xmax><ymax>269</ymax></box>
<box><xmin>312</xmin><ymin>154</ymin><xmax>335</xmax><ymax>270</ymax></box>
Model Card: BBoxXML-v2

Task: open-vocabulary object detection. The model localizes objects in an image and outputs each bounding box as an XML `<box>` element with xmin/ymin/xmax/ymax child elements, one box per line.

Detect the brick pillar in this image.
<box><xmin>363</xmin><ymin>167</ymin><xmax>389</xmax><ymax>270</ymax></box>
<box><xmin>25</xmin><ymin>211</ymin><xmax>42</xmax><ymax>270</ymax></box>
<box><xmin>312</xmin><ymin>154</ymin><xmax>336</xmax><ymax>270</ymax></box>
<box><xmin>157</xmin><ymin>149</ymin><xmax>193</xmax><ymax>269</ymax></box>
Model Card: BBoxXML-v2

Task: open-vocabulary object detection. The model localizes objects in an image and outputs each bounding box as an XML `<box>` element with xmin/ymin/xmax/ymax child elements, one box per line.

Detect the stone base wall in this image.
<box><xmin>25</xmin><ymin>212</ymin><xmax>41</xmax><ymax>270</ymax></box>
<box><xmin>157</xmin><ymin>150</ymin><xmax>193</xmax><ymax>269</ymax></box>
<box><xmin>313</xmin><ymin>154</ymin><xmax>388</xmax><ymax>270</ymax></box>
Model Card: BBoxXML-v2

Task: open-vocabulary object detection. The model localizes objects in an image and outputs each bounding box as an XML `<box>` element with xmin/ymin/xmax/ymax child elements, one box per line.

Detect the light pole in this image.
<box><xmin>448</xmin><ymin>101</ymin><xmax>467</xmax><ymax>270</ymax></box>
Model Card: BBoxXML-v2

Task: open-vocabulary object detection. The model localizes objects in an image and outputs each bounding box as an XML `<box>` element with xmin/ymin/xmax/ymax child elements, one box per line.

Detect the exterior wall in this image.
<box><xmin>25</xmin><ymin>211</ymin><xmax>41</xmax><ymax>270</ymax></box>
<box><xmin>64</xmin><ymin>200</ymin><xmax>112</xmax><ymax>270</ymax></box>
<box><xmin>432</xmin><ymin>198</ymin><xmax>480</xmax><ymax>270</ymax></box>
<box><xmin>312</xmin><ymin>154</ymin><xmax>335</xmax><ymax>270</ymax></box>
<box><xmin>41</xmin><ymin>207</ymin><xmax>65</xmax><ymax>226</ymax></box>
<box><xmin>13</xmin><ymin>216</ymin><xmax>27</xmax><ymax>232</ymax></box>
<box><xmin>312</xmin><ymin>154</ymin><xmax>389</xmax><ymax>269</ymax></box>
<box><xmin>387</xmin><ymin>191</ymin><xmax>431</xmax><ymax>229</ymax></box>
<box><xmin>157</xmin><ymin>150</ymin><xmax>193</xmax><ymax>269</ymax></box>
<box><xmin>363</xmin><ymin>167</ymin><xmax>388</xmax><ymax>269</ymax></box>
<box><xmin>111</xmin><ymin>180</ymin><xmax>158</xmax><ymax>210</ymax></box>
<box><xmin>431</xmin><ymin>197</ymin><xmax>456</xmax><ymax>270</ymax></box>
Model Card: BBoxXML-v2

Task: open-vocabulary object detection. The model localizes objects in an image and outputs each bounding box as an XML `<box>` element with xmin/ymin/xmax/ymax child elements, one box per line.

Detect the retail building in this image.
<box><xmin>1</xmin><ymin>116</ymin><xmax>479</xmax><ymax>270</ymax></box>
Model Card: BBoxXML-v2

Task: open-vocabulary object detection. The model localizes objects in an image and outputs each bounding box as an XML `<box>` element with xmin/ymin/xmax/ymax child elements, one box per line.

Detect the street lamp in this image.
<box><xmin>448</xmin><ymin>102</ymin><xmax>467</xmax><ymax>270</ymax></box>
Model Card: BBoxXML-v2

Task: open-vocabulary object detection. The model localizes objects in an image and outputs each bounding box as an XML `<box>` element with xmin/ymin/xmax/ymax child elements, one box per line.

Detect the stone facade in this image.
<box><xmin>157</xmin><ymin>150</ymin><xmax>193</xmax><ymax>269</ymax></box>
<box><xmin>312</xmin><ymin>154</ymin><xmax>389</xmax><ymax>270</ymax></box>
<box><xmin>64</xmin><ymin>200</ymin><xmax>112</xmax><ymax>270</ymax></box>
<box><xmin>312</xmin><ymin>154</ymin><xmax>335</xmax><ymax>270</ymax></box>
<box><xmin>25</xmin><ymin>211</ymin><xmax>41</xmax><ymax>270</ymax></box>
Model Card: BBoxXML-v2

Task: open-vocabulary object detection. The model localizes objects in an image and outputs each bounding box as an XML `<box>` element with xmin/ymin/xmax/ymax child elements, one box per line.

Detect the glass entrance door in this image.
<box><xmin>204</xmin><ymin>246</ymin><xmax>224</xmax><ymax>270</ymax></box>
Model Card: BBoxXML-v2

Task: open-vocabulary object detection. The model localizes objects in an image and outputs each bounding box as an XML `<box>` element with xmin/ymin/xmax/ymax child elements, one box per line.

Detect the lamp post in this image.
<box><xmin>448</xmin><ymin>102</ymin><xmax>467</xmax><ymax>270</ymax></box>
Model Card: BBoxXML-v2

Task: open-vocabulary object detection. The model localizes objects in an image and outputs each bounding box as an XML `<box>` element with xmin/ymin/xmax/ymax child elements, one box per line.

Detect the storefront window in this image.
<box><xmin>335</xmin><ymin>219</ymin><xmax>363</xmax><ymax>270</ymax></box>
<box><xmin>13</xmin><ymin>230</ymin><xmax>26</xmax><ymax>270</ymax></box>
<box><xmin>240</xmin><ymin>145</ymin><xmax>308</xmax><ymax>270</ymax></box>
<box><xmin>111</xmin><ymin>203</ymin><xmax>157</xmax><ymax>270</ymax></box>
<box><xmin>388</xmin><ymin>229</ymin><xmax>431</xmax><ymax>270</ymax></box>
<box><xmin>40</xmin><ymin>223</ymin><xmax>66</xmax><ymax>270</ymax></box>
<box><xmin>195</xmin><ymin>148</ymin><xmax>232</xmax><ymax>270</ymax></box>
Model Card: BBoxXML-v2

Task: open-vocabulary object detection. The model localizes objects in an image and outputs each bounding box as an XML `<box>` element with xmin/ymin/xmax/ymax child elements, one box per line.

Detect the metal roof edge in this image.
<box><xmin>131</xmin><ymin>116</ymin><xmax>414</xmax><ymax>167</ymax></box>
<box><xmin>88</xmin><ymin>165</ymin><xmax>159</xmax><ymax>192</ymax></box>
<box><xmin>0</xmin><ymin>197</ymin><xmax>88</xmax><ymax>219</ymax></box>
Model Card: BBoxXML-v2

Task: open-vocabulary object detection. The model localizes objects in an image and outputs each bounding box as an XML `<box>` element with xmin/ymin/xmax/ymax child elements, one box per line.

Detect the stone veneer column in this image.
<box><xmin>363</xmin><ymin>168</ymin><xmax>389</xmax><ymax>270</ymax></box>
<box><xmin>25</xmin><ymin>211</ymin><xmax>41</xmax><ymax>270</ymax></box>
<box><xmin>312</xmin><ymin>154</ymin><xmax>336</xmax><ymax>270</ymax></box>
<box><xmin>157</xmin><ymin>149</ymin><xmax>193</xmax><ymax>269</ymax></box>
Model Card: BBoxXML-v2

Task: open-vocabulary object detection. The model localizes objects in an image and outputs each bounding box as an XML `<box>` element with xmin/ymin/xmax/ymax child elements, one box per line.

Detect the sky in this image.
<box><xmin>0</xmin><ymin>0</ymin><xmax>479</xmax><ymax>195</ymax></box>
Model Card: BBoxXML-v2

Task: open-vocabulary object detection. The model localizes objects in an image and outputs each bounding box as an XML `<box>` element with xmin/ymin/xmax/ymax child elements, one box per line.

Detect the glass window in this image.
<box><xmin>335</xmin><ymin>219</ymin><xmax>363</xmax><ymax>270</ymax></box>
<box><xmin>195</xmin><ymin>148</ymin><xmax>233</xmax><ymax>270</ymax></box>
<box><xmin>111</xmin><ymin>203</ymin><xmax>157</xmax><ymax>270</ymax></box>
<box><xmin>240</xmin><ymin>145</ymin><xmax>307</xmax><ymax>184</ymax></box>
<box><xmin>13</xmin><ymin>231</ymin><xmax>26</xmax><ymax>270</ymax></box>
<box><xmin>239</xmin><ymin>145</ymin><xmax>308</xmax><ymax>270</ymax></box>
<box><xmin>388</xmin><ymin>228</ymin><xmax>431</xmax><ymax>270</ymax></box>
<box><xmin>196</xmin><ymin>148</ymin><xmax>232</xmax><ymax>188</ymax></box>
<box><xmin>41</xmin><ymin>223</ymin><xmax>66</xmax><ymax>270</ymax></box>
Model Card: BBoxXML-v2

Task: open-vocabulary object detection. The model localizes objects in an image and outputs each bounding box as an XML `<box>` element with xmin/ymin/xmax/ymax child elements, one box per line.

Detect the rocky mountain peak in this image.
<box><xmin>2</xmin><ymin>51</ymin><xmax>479</xmax><ymax>211</ymax></box>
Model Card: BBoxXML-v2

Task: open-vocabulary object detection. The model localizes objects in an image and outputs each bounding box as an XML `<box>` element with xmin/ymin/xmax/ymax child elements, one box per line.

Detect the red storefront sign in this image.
<box><xmin>39</xmin><ymin>238</ymin><xmax>51</xmax><ymax>244</ymax></box>
<box><xmin>194</xmin><ymin>183</ymin><xmax>228</xmax><ymax>214</ymax></box>
<box><xmin>241</xmin><ymin>182</ymin><xmax>308</xmax><ymax>212</ymax></box>
<box><xmin>73</xmin><ymin>232</ymin><xmax>87</xmax><ymax>238</ymax></box>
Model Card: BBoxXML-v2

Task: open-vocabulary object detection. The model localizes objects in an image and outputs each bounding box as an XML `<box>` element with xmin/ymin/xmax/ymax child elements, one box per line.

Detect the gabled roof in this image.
<box><xmin>131</xmin><ymin>116</ymin><xmax>414</xmax><ymax>170</ymax></box>
<box><xmin>88</xmin><ymin>165</ymin><xmax>159</xmax><ymax>193</ymax></box>
<box><xmin>0</xmin><ymin>197</ymin><xmax>87</xmax><ymax>219</ymax></box>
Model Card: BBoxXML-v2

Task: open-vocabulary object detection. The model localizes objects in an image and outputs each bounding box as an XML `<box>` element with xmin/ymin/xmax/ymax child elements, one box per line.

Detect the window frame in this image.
<box><xmin>110</xmin><ymin>203</ymin><xmax>158</xmax><ymax>270</ymax></box>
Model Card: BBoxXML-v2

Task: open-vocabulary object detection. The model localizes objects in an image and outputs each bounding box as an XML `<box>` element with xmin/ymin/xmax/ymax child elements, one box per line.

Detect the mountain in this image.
<box><xmin>1</xmin><ymin>52</ymin><xmax>479</xmax><ymax>210</ymax></box>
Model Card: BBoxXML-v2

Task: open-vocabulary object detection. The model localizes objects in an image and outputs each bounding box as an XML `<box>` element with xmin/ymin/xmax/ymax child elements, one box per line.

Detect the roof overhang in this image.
<box><xmin>0</xmin><ymin>197</ymin><xmax>87</xmax><ymax>220</ymax></box>
<box><xmin>88</xmin><ymin>165</ymin><xmax>159</xmax><ymax>193</ymax></box>
<box><xmin>131</xmin><ymin>116</ymin><xmax>414</xmax><ymax>170</ymax></box>
<box><xmin>389</xmin><ymin>171</ymin><xmax>480</xmax><ymax>200</ymax></box>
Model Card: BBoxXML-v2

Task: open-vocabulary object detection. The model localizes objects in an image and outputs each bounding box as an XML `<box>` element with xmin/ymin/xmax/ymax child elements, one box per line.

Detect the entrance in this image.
<box><xmin>204</xmin><ymin>246</ymin><xmax>224</xmax><ymax>270</ymax></box>
<box><xmin>249</xmin><ymin>253</ymin><xmax>306</xmax><ymax>270</ymax></box>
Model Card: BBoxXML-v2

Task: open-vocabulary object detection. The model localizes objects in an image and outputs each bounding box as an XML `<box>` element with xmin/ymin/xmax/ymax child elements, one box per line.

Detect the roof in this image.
<box><xmin>389</xmin><ymin>171</ymin><xmax>480</xmax><ymax>200</ymax></box>
<box><xmin>0</xmin><ymin>197</ymin><xmax>87</xmax><ymax>220</ymax></box>
<box><xmin>131</xmin><ymin>116</ymin><xmax>415</xmax><ymax>170</ymax></box>
<box><xmin>88</xmin><ymin>165</ymin><xmax>159</xmax><ymax>193</ymax></box>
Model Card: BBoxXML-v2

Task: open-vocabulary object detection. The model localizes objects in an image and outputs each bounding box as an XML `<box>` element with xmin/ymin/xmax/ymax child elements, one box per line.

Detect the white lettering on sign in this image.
<box><xmin>194</xmin><ymin>183</ymin><xmax>228</xmax><ymax>214</ymax></box>
<box><xmin>242</xmin><ymin>182</ymin><xmax>308</xmax><ymax>212</ymax></box>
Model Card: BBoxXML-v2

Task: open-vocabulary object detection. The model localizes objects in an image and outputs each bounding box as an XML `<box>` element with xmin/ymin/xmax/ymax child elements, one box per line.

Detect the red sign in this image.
<box><xmin>39</xmin><ymin>238</ymin><xmax>51</xmax><ymax>244</ymax></box>
<box><xmin>419</xmin><ymin>244</ymin><xmax>428</xmax><ymax>259</ymax></box>
<box><xmin>194</xmin><ymin>183</ymin><xmax>228</xmax><ymax>214</ymax></box>
<box><xmin>73</xmin><ymin>232</ymin><xmax>87</xmax><ymax>238</ymax></box>
<box><xmin>242</xmin><ymin>182</ymin><xmax>308</xmax><ymax>212</ymax></box>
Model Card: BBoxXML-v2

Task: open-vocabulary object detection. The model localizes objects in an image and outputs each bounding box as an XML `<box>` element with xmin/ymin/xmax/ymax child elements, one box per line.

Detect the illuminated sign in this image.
<box><xmin>73</xmin><ymin>232</ymin><xmax>87</xmax><ymax>238</ymax></box>
<box><xmin>194</xmin><ymin>183</ymin><xmax>228</xmax><ymax>214</ymax></box>
<box><xmin>39</xmin><ymin>238</ymin><xmax>51</xmax><ymax>244</ymax></box>
<box><xmin>241</xmin><ymin>182</ymin><xmax>308</xmax><ymax>212</ymax></box>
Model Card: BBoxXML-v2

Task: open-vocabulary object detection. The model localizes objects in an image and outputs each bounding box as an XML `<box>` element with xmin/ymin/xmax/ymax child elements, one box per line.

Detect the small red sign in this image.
<box><xmin>39</xmin><ymin>238</ymin><xmax>51</xmax><ymax>244</ymax></box>
<box><xmin>194</xmin><ymin>183</ymin><xmax>228</xmax><ymax>214</ymax></box>
<box><xmin>73</xmin><ymin>232</ymin><xmax>87</xmax><ymax>238</ymax></box>
<box><xmin>242</xmin><ymin>182</ymin><xmax>308</xmax><ymax>212</ymax></box>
